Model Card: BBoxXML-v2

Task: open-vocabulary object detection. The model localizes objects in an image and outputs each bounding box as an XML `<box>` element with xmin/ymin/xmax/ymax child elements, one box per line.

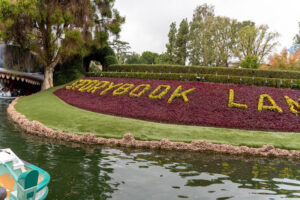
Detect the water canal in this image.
<box><xmin>0</xmin><ymin>102</ymin><xmax>300</xmax><ymax>199</ymax></box>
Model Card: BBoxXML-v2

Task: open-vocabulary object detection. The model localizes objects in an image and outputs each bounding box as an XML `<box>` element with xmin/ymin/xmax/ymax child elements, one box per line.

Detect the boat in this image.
<box><xmin>0</xmin><ymin>96</ymin><xmax>19</xmax><ymax>101</ymax></box>
<box><xmin>0</xmin><ymin>149</ymin><xmax>50</xmax><ymax>200</ymax></box>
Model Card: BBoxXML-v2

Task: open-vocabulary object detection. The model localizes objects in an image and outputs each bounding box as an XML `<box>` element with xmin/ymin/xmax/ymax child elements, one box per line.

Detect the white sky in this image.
<box><xmin>114</xmin><ymin>0</ymin><xmax>300</xmax><ymax>54</ymax></box>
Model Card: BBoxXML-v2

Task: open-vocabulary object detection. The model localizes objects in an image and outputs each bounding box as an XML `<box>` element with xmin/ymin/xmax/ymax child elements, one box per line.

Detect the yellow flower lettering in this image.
<box><xmin>78</xmin><ymin>80</ymin><xmax>99</xmax><ymax>92</ymax></box>
<box><xmin>258</xmin><ymin>94</ymin><xmax>282</xmax><ymax>113</ymax></box>
<box><xmin>228</xmin><ymin>89</ymin><xmax>248</xmax><ymax>109</ymax></box>
<box><xmin>66</xmin><ymin>79</ymin><xmax>88</xmax><ymax>90</ymax></box>
<box><xmin>167</xmin><ymin>86</ymin><xmax>195</xmax><ymax>103</ymax></box>
<box><xmin>129</xmin><ymin>84</ymin><xmax>151</xmax><ymax>98</ymax></box>
<box><xmin>284</xmin><ymin>96</ymin><xmax>300</xmax><ymax>116</ymax></box>
<box><xmin>113</xmin><ymin>83</ymin><xmax>135</xmax><ymax>96</ymax></box>
<box><xmin>148</xmin><ymin>85</ymin><xmax>171</xmax><ymax>100</ymax></box>
<box><xmin>100</xmin><ymin>82</ymin><xmax>123</xmax><ymax>95</ymax></box>
<box><xmin>65</xmin><ymin>80</ymin><xmax>80</xmax><ymax>90</ymax></box>
<box><xmin>87</xmin><ymin>81</ymin><xmax>110</xmax><ymax>93</ymax></box>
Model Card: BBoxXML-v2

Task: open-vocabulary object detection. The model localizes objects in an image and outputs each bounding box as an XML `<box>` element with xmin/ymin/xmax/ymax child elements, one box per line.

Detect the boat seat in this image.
<box><xmin>17</xmin><ymin>170</ymin><xmax>38</xmax><ymax>200</ymax></box>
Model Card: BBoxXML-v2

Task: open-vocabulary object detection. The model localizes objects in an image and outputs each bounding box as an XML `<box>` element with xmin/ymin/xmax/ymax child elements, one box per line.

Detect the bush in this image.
<box><xmin>54</xmin><ymin>56</ymin><xmax>84</xmax><ymax>86</ymax></box>
<box><xmin>107</xmin><ymin>64</ymin><xmax>300</xmax><ymax>79</ymax></box>
<box><xmin>240</xmin><ymin>55</ymin><xmax>260</xmax><ymax>69</ymax></box>
<box><xmin>104</xmin><ymin>55</ymin><xmax>118</xmax><ymax>67</ymax></box>
<box><xmin>86</xmin><ymin>71</ymin><xmax>300</xmax><ymax>89</ymax></box>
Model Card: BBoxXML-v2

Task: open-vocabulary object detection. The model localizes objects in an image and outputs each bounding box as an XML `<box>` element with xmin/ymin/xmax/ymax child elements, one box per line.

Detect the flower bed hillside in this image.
<box><xmin>54</xmin><ymin>77</ymin><xmax>300</xmax><ymax>132</ymax></box>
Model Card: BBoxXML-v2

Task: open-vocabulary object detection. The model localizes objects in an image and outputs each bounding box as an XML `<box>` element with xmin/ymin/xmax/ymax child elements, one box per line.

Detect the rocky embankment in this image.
<box><xmin>7</xmin><ymin>98</ymin><xmax>300</xmax><ymax>158</ymax></box>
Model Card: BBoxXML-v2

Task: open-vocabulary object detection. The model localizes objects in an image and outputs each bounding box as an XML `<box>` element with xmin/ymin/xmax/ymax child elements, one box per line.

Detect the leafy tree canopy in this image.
<box><xmin>140</xmin><ymin>51</ymin><xmax>159</xmax><ymax>64</ymax></box>
<box><xmin>110</xmin><ymin>39</ymin><xmax>131</xmax><ymax>64</ymax></box>
<box><xmin>235</xmin><ymin>25</ymin><xmax>278</xmax><ymax>63</ymax></box>
<box><xmin>0</xmin><ymin>0</ymin><xmax>125</xmax><ymax>89</ymax></box>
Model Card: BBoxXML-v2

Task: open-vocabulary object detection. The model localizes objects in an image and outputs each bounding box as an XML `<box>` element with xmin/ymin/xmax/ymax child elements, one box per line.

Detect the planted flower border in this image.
<box><xmin>55</xmin><ymin>77</ymin><xmax>300</xmax><ymax>132</ymax></box>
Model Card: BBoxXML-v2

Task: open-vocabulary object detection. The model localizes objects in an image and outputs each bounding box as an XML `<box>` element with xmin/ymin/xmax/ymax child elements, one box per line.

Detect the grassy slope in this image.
<box><xmin>14</xmin><ymin>85</ymin><xmax>300</xmax><ymax>150</ymax></box>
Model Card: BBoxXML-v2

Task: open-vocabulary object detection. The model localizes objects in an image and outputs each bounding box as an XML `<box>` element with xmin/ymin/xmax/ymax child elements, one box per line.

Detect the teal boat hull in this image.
<box><xmin>0</xmin><ymin>149</ymin><xmax>50</xmax><ymax>200</ymax></box>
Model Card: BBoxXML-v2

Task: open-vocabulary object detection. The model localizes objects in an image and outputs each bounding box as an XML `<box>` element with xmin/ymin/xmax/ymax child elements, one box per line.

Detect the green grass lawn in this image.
<box><xmin>14</xmin><ymin>85</ymin><xmax>300</xmax><ymax>150</ymax></box>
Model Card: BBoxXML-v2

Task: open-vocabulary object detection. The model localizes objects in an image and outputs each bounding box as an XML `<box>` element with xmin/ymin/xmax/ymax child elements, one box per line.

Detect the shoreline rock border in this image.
<box><xmin>7</xmin><ymin>98</ymin><xmax>300</xmax><ymax>158</ymax></box>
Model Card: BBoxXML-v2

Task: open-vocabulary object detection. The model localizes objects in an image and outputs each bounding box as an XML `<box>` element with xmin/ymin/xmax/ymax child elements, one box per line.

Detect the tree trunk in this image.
<box><xmin>42</xmin><ymin>66</ymin><xmax>54</xmax><ymax>90</ymax></box>
<box><xmin>41</xmin><ymin>55</ymin><xmax>61</xmax><ymax>90</ymax></box>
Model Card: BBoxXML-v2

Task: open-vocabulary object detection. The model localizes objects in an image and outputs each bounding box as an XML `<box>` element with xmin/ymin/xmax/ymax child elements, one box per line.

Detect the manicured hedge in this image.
<box><xmin>86</xmin><ymin>71</ymin><xmax>300</xmax><ymax>89</ymax></box>
<box><xmin>108</xmin><ymin>64</ymin><xmax>300</xmax><ymax>79</ymax></box>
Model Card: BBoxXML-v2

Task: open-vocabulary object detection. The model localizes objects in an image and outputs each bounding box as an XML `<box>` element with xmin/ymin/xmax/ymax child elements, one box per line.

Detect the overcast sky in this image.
<box><xmin>114</xmin><ymin>0</ymin><xmax>300</xmax><ymax>55</ymax></box>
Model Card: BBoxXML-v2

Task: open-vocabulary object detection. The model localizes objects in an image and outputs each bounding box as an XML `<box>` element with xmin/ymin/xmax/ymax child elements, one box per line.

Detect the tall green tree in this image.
<box><xmin>156</xmin><ymin>53</ymin><xmax>169</xmax><ymax>64</ymax></box>
<box><xmin>188</xmin><ymin>4</ymin><xmax>254</xmax><ymax>67</ymax></box>
<box><xmin>0</xmin><ymin>0</ymin><xmax>124</xmax><ymax>90</ymax></box>
<box><xmin>188</xmin><ymin>4</ymin><xmax>215</xmax><ymax>66</ymax></box>
<box><xmin>140</xmin><ymin>51</ymin><xmax>159</xmax><ymax>64</ymax></box>
<box><xmin>212</xmin><ymin>17</ymin><xmax>238</xmax><ymax>67</ymax></box>
<box><xmin>175</xmin><ymin>19</ymin><xmax>189</xmax><ymax>65</ymax></box>
<box><xmin>235</xmin><ymin>25</ymin><xmax>279</xmax><ymax>63</ymax></box>
<box><xmin>125</xmin><ymin>52</ymin><xmax>141</xmax><ymax>64</ymax></box>
<box><xmin>165</xmin><ymin>22</ymin><xmax>177</xmax><ymax>64</ymax></box>
<box><xmin>110</xmin><ymin>39</ymin><xmax>131</xmax><ymax>64</ymax></box>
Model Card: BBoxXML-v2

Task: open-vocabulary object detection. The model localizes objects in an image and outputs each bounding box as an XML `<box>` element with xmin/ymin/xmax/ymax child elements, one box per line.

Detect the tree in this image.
<box><xmin>269</xmin><ymin>48</ymin><xmax>300</xmax><ymax>70</ymax></box>
<box><xmin>175</xmin><ymin>19</ymin><xmax>189</xmax><ymax>65</ymax></box>
<box><xmin>125</xmin><ymin>52</ymin><xmax>141</xmax><ymax>64</ymax></box>
<box><xmin>156</xmin><ymin>53</ymin><xmax>169</xmax><ymax>64</ymax></box>
<box><xmin>165</xmin><ymin>22</ymin><xmax>177</xmax><ymax>64</ymax></box>
<box><xmin>110</xmin><ymin>39</ymin><xmax>131</xmax><ymax>64</ymax></box>
<box><xmin>188</xmin><ymin>4</ymin><xmax>258</xmax><ymax>67</ymax></box>
<box><xmin>188</xmin><ymin>4</ymin><xmax>216</xmax><ymax>66</ymax></box>
<box><xmin>235</xmin><ymin>25</ymin><xmax>279</xmax><ymax>63</ymax></box>
<box><xmin>140</xmin><ymin>51</ymin><xmax>159</xmax><ymax>64</ymax></box>
<box><xmin>294</xmin><ymin>22</ymin><xmax>300</xmax><ymax>45</ymax></box>
<box><xmin>212</xmin><ymin>17</ymin><xmax>241</xmax><ymax>67</ymax></box>
<box><xmin>0</xmin><ymin>0</ymin><xmax>125</xmax><ymax>90</ymax></box>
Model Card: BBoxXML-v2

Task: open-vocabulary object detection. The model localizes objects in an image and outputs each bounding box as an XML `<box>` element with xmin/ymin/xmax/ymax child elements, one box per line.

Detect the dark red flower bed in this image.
<box><xmin>54</xmin><ymin>77</ymin><xmax>300</xmax><ymax>132</ymax></box>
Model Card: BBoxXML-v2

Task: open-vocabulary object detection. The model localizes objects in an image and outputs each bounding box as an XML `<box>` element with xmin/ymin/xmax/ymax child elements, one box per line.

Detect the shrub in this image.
<box><xmin>86</xmin><ymin>71</ymin><xmax>300</xmax><ymax>89</ymax></box>
<box><xmin>107</xmin><ymin>64</ymin><xmax>300</xmax><ymax>79</ymax></box>
<box><xmin>240</xmin><ymin>55</ymin><xmax>260</xmax><ymax>69</ymax></box>
<box><xmin>54</xmin><ymin>55</ymin><xmax>84</xmax><ymax>86</ymax></box>
<box><xmin>104</xmin><ymin>55</ymin><xmax>118</xmax><ymax>67</ymax></box>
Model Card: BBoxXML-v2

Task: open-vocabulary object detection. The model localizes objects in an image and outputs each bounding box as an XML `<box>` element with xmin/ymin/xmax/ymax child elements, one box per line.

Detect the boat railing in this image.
<box><xmin>16</xmin><ymin>182</ymin><xmax>37</xmax><ymax>200</ymax></box>
<box><xmin>2</xmin><ymin>163</ymin><xmax>18</xmax><ymax>181</ymax></box>
<box><xmin>26</xmin><ymin>164</ymin><xmax>50</xmax><ymax>200</ymax></box>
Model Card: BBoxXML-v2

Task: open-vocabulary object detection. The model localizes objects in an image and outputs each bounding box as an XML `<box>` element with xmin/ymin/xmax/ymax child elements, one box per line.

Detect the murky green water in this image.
<box><xmin>1</xmin><ymin>102</ymin><xmax>300</xmax><ymax>200</ymax></box>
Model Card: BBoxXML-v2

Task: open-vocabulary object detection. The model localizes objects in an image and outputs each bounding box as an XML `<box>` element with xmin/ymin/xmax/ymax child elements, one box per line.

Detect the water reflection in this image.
<box><xmin>106</xmin><ymin>149</ymin><xmax>300</xmax><ymax>200</ymax></box>
<box><xmin>1</xmin><ymin>102</ymin><xmax>300</xmax><ymax>199</ymax></box>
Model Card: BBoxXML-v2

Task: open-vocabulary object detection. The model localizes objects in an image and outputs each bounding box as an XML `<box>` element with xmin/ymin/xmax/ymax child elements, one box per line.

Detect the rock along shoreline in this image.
<box><xmin>7</xmin><ymin>98</ymin><xmax>300</xmax><ymax>158</ymax></box>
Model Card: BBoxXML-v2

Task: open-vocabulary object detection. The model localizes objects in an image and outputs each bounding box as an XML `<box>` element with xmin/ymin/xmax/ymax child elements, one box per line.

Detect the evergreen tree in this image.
<box><xmin>110</xmin><ymin>39</ymin><xmax>131</xmax><ymax>64</ymax></box>
<box><xmin>175</xmin><ymin>19</ymin><xmax>189</xmax><ymax>65</ymax></box>
<box><xmin>165</xmin><ymin>22</ymin><xmax>177</xmax><ymax>64</ymax></box>
<box><xmin>294</xmin><ymin>22</ymin><xmax>300</xmax><ymax>45</ymax></box>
